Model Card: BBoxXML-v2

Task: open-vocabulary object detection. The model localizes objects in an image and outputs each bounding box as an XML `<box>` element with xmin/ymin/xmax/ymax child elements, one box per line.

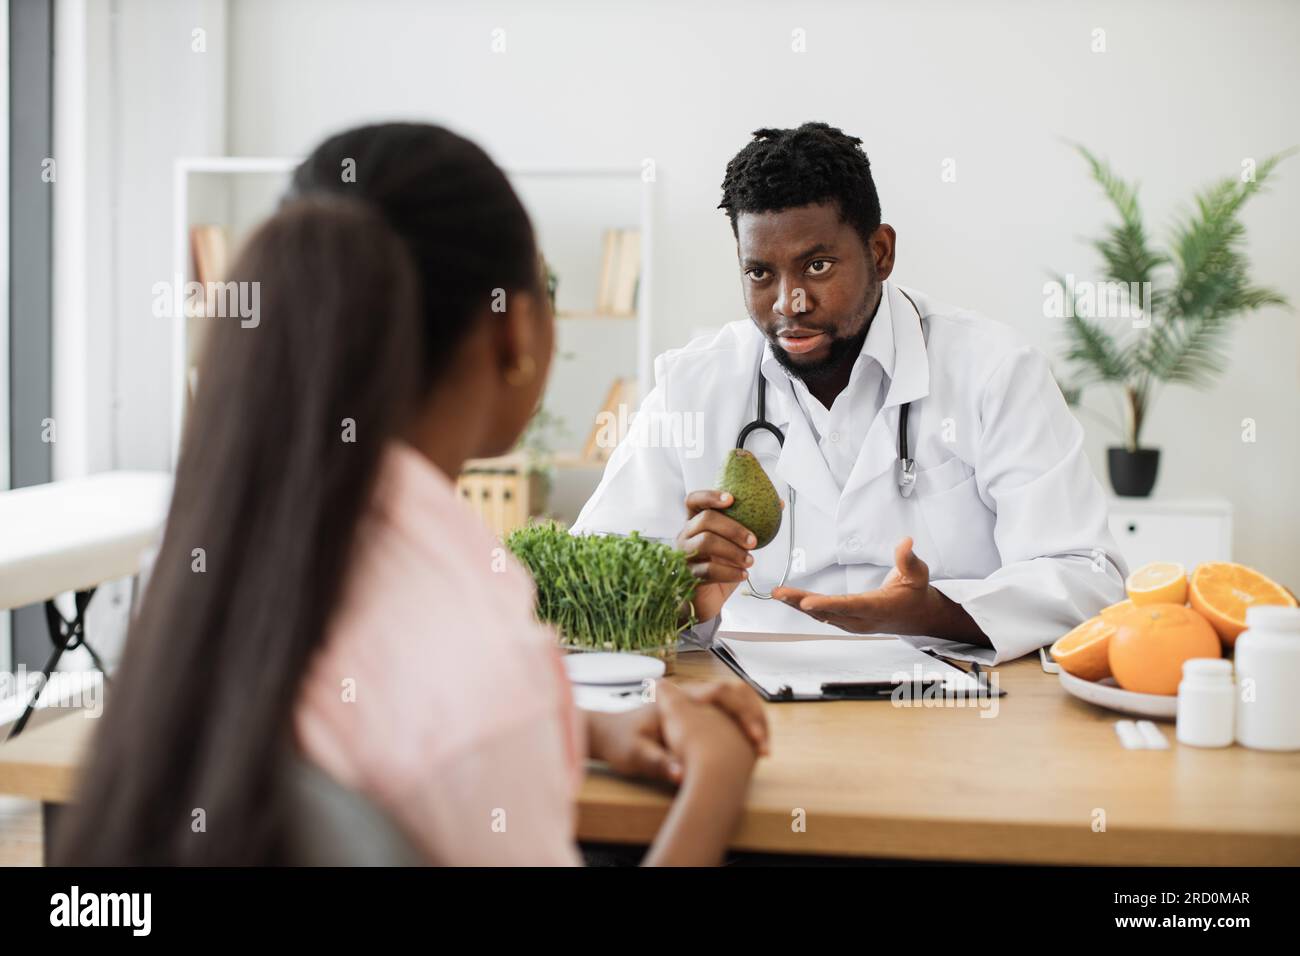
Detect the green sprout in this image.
<box><xmin>505</xmin><ymin>521</ymin><xmax>698</xmax><ymax>653</ymax></box>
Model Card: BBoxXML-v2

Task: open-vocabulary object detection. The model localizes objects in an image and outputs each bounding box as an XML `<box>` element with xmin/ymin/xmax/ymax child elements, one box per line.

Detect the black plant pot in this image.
<box><xmin>1108</xmin><ymin>447</ymin><xmax>1160</xmax><ymax>497</ymax></box>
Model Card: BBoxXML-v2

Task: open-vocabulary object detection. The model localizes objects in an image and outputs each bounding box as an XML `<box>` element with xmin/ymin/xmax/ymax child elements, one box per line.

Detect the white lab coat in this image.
<box><xmin>571</xmin><ymin>281</ymin><xmax>1128</xmax><ymax>664</ymax></box>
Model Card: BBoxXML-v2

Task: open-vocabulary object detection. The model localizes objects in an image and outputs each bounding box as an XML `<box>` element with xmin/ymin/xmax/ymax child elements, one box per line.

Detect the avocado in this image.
<box><xmin>716</xmin><ymin>448</ymin><xmax>783</xmax><ymax>549</ymax></box>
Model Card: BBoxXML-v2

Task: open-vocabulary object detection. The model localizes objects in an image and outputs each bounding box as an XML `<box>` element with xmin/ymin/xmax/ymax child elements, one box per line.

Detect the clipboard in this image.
<box><xmin>710</xmin><ymin>632</ymin><xmax>1007</xmax><ymax>703</ymax></box>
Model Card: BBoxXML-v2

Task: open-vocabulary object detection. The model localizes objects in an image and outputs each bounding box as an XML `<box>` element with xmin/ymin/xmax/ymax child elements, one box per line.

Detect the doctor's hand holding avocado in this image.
<box><xmin>673</xmin><ymin>490</ymin><xmax>764</xmax><ymax>623</ymax></box>
<box><xmin>675</xmin><ymin>450</ymin><xmax>785</xmax><ymax>622</ymax></box>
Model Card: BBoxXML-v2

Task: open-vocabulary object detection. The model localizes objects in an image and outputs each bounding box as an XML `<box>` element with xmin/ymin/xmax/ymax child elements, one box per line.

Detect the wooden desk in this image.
<box><xmin>0</xmin><ymin>711</ymin><xmax>96</xmax><ymax>850</ymax></box>
<box><xmin>0</xmin><ymin>711</ymin><xmax>91</xmax><ymax>805</ymax></box>
<box><xmin>4</xmin><ymin>651</ymin><xmax>1298</xmax><ymax>865</ymax></box>
<box><xmin>577</xmin><ymin>649</ymin><xmax>1300</xmax><ymax>865</ymax></box>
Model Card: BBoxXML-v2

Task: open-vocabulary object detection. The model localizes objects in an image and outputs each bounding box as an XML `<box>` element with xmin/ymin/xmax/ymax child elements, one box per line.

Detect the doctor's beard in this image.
<box><xmin>764</xmin><ymin>284</ymin><xmax>879</xmax><ymax>389</ymax></box>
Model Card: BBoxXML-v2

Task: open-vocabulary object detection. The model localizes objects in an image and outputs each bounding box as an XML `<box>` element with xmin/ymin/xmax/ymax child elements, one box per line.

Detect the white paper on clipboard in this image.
<box><xmin>714</xmin><ymin>631</ymin><xmax>982</xmax><ymax>698</ymax></box>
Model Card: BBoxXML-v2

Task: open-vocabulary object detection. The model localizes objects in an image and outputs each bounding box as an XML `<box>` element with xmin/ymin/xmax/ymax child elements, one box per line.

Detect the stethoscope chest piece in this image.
<box><xmin>896</xmin><ymin>457</ymin><xmax>917</xmax><ymax>498</ymax></box>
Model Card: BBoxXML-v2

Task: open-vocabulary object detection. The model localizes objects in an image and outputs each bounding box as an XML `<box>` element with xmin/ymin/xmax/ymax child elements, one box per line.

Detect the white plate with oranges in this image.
<box><xmin>1058</xmin><ymin>671</ymin><xmax>1178</xmax><ymax>719</ymax></box>
<box><xmin>1051</xmin><ymin>561</ymin><xmax>1297</xmax><ymax>718</ymax></box>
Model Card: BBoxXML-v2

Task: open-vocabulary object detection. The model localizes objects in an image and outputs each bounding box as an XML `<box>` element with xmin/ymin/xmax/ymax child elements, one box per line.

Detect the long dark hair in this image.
<box><xmin>53</xmin><ymin>124</ymin><xmax>537</xmax><ymax>864</ymax></box>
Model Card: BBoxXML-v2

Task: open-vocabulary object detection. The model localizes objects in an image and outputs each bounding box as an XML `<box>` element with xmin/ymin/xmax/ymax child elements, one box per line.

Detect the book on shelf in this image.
<box><xmin>595</xmin><ymin>228</ymin><xmax>640</xmax><ymax>316</ymax></box>
<box><xmin>596</xmin><ymin>230</ymin><xmax>619</xmax><ymax>312</ymax></box>
<box><xmin>186</xmin><ymin>224</ymin><xmax>230</xmax><ymax>402</ymax></box>
<box><xmin>610</xmin><ymin>229</ymin><xmax>640</xmax><ymax>314</ymax></box>
<box><xmin>582</xmin><ymin>377</ymin><xmax>636</xmax><ymax>462</ymax></box>
<box><xmin>191</xmin><ymin>224</ymin><xmax>229</xmax><ymax>286</ymax></box>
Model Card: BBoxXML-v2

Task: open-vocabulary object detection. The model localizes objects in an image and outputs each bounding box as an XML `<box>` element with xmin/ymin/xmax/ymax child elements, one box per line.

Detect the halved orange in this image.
<box><xmin>1050</xmin><ymin>615</ymin><xmax>1115</xmax><ymax>682</ymax></box>
<box><xmin>1100</xmin><ymin>598</ymin><xmax>1136</xmax><ymax>623</ymax></box>
<box><xmin>1189</xmin><ymin>562</ymin><xmax>1297</xmax><ymax>646</ymax></box>
<box><xmin>1109</xmin><ymin>603</ymin><xmax>1220</xmax><ymax>695</ymax></box>
<box><xmin>1126</xmin><ymin>561</ymin><xmax>1187</xmax><ymax>606</ymax></box>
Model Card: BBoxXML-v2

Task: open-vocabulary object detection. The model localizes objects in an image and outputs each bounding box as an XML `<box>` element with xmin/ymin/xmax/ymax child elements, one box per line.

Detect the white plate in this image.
<box><xmin>563</xmin><ymin>652</ymin><xmax>665</xmax><ymax>686</ymax></box>
<box><xmin>1058</xmin><ymin>670</ymin><xmax>1177</xmax><ymax>720</ymax></box>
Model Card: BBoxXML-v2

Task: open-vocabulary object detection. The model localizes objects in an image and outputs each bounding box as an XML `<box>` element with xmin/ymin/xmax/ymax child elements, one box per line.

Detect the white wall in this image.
<box><xmin>101</xmin><ymin>0</ymin><xmax>1300</xmax><ymax>588</ymax></box>
<box><xmin>110</xmin><ymin>0</ymin><xmax>228</xmax><ymax>472</ymax></box>
<box><xmin>51</xmin><ymin>0</ymin><xmax>228</xmax><ymax>664</ymax></box>
<box><xmin>55</xmin><ymin>0</ymin><xmax>228</xmax><ymax>481</ymax></box>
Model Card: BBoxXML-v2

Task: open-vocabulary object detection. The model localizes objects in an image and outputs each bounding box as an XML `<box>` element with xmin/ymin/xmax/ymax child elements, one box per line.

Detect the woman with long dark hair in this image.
<box><xmin>53</xmin><ymin>123</ymin><xmax>765</xmax><ymax>865</ymax></box>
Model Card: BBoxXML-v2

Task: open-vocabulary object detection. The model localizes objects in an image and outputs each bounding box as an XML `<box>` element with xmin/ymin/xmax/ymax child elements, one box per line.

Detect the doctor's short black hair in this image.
<box><xmin>718</xmin><ymin>122</ymin><xmax>881</xmax><ymax>246</ymax></box>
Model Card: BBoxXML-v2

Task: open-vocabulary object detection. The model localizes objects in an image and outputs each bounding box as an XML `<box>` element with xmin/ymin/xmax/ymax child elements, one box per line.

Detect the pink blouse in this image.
<box><xmin>294</xmin><ymin>442</ymin><xmax>586</xmax><ymax>865</ymax></box>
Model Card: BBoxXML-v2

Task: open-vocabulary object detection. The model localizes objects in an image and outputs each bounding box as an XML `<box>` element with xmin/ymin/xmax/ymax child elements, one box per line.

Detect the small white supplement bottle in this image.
<box><xmin>1176</xmin><ymin>658</ymin><xmax>1234</xmax><ymax>748</ymax></box>
<box><xmin>1234</xmin><ymin>605</ymin><xmax>1300</xmax><ymax>751</ymax></box>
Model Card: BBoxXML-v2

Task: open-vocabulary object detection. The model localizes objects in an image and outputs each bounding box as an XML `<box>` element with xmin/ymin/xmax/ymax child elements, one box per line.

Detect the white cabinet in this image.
<box><xmin>1107</xmin><ymin>498</ymin><xmax>1233</xmax><ymax>573</ymax></box>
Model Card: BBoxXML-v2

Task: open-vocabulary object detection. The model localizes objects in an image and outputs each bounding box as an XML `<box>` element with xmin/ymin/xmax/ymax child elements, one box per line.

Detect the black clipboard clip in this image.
<box><xmin>819</xmin><ymin>678</ymin><xmax>944</xmax><ymax>700</ymax></box>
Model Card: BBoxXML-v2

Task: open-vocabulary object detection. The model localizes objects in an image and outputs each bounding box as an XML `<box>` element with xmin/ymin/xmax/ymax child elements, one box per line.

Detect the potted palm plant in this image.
<box><xmin>1053</xmin><ymin>145</ymin><xmax>1292</xmax><ymax>496</ymax></box>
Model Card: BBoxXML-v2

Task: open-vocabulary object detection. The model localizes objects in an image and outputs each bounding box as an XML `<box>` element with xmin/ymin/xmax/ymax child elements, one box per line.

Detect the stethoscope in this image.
<box><xmin>736</xmin><ymin>290</ymin><xmax>923</xmax><ymax>600</ymax></box>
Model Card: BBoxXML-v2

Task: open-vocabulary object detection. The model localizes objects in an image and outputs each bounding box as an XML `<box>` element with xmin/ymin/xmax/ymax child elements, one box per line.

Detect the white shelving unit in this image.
<box><xmin>170</xmin><ymin>157</ymin><xmax>655</xmax><ymax>470</ymax></box>
<box><xmin>170</xmin><ymin>156</ymin><xmax>298</xmax><ymax>467</ymax></box>
<box><xmin>506</xmin><ymin>165</ymin><xmax>654</xmax><ymax>397</ymax></box>
<box><xmin>1107</xmin><ymin>496</ymin><xmax>1233</xmax><ymax>571</ymax></box>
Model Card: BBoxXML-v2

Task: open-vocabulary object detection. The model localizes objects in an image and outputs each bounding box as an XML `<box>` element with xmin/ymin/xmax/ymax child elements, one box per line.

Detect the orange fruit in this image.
<box><xmin>1126</xmin><ymin>561</ymin><xmax>1187</xmax><ymax>606</ymax></box>
<box><xmin>1051</xmin><ymin>616</ymin><xmax>1115</xmax><ymax>681</ymax></box>
<box><xmin>1108</xmin><ymin>603</ymin><xmax>1221</xmax><ymax>695</ymax></box>
<box><xmin>1100</xmin><ymin>598</ymin><xmax>1136</xmax><ymax>623</ymax></box>
<box><xmin>1188</xmin><ymin>562</ymin><xmax>1298</xmax><ymax>646</ymax></box>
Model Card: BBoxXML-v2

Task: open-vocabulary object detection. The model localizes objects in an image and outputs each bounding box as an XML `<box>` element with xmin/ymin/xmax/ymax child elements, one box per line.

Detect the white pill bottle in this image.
<box><xmin>1176</xmin><ymin>659</ymin><xmax>1235</xmax><ymax>747</ymax></box>
<box><xmin>1234</xmin><ymin>605</ymin><xmax>1300</xmax><ymax>751</ymax></box>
